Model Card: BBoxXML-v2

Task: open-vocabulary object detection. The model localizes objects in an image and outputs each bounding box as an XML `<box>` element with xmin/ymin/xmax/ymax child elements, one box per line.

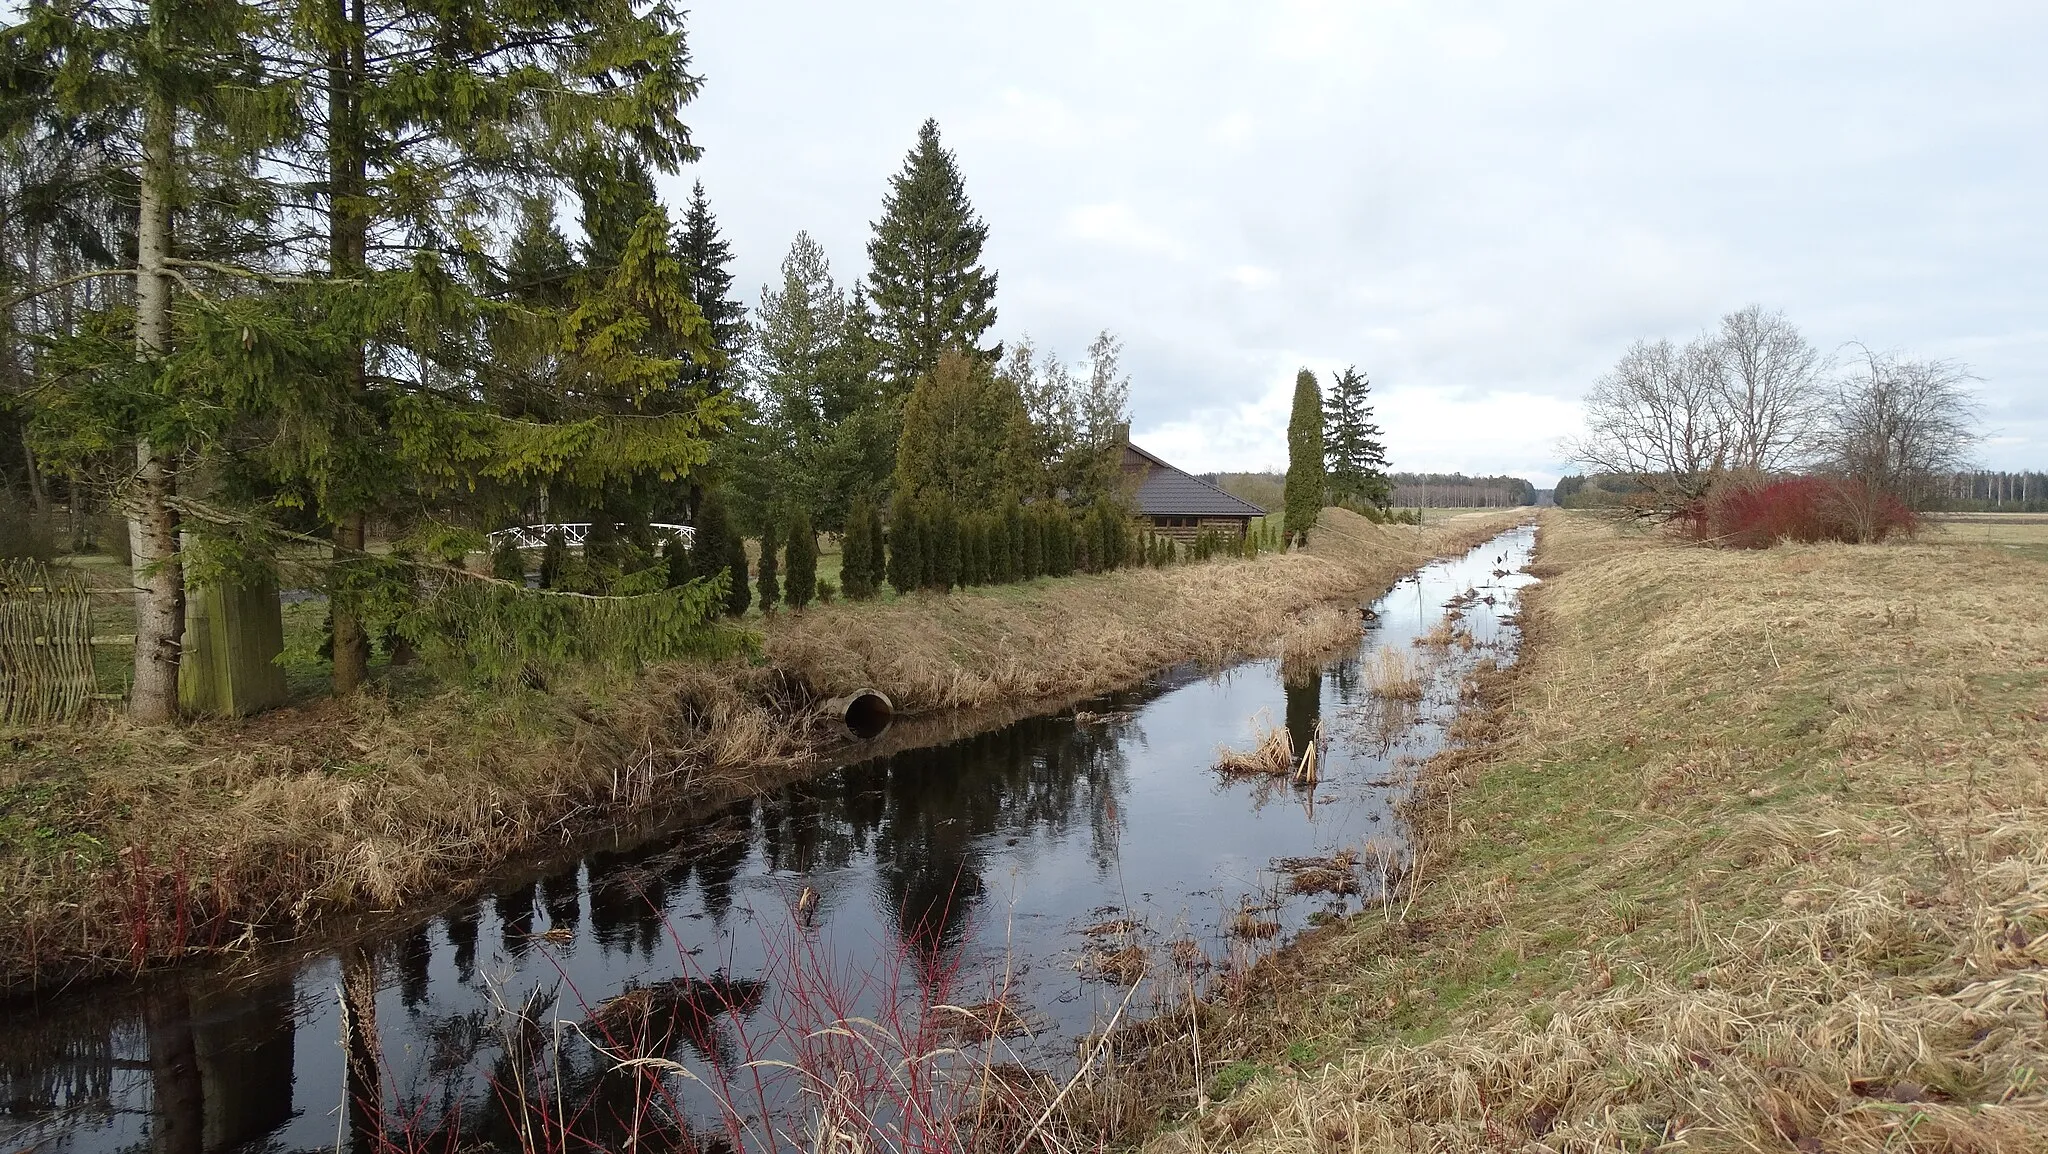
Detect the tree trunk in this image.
<box><xmin>326</xmin><ymin>0</ymin><xmax>372</xmax><ymax>696</ymax></box>
<box><xmin>129</xmin><ymin>35</ymin><xmax>183</xmax><ymax>725</ymax></box>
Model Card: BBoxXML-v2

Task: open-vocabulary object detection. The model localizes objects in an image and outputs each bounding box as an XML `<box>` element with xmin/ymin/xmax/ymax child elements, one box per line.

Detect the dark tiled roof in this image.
<box><xmin>1126</xmin><ymin>443</ymin><xmax>1268</xmax><ymax>517</ymax></box>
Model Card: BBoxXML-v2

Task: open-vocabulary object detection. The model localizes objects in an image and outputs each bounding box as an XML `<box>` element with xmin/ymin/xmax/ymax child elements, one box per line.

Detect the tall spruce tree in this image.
<box><xmin>1323</xmin><ymin>365</ymin><xmax>1392</xmax><ymax>510</ymax></box>
<box><xmin>1284</xmin><ymin>368</ymin><xmax>1326</xmax><ymax>544</ymax></box>
<box><xmin>866</xmin><ymin>119</ymin><xmax>998</xmax><ymax>385</ymax></box>
<box><xmin>676</xmin><ymin>180</ymin><xmax>745</xmax><ymax>394</ymax></box>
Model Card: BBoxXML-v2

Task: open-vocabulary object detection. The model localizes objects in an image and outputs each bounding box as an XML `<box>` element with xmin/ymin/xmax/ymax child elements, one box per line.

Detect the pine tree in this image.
<box><xmin>676</xmin><ymin>180</ymin><xmax>746</xmax><ymax>394</ymax></box>
<box><xmin>784</xmin><ymin>510</ymin><xmax>817</xmax><ymax>610</ymax></box>
<box><xmin>1324</xmin><ymin>365</ymin><xmax>1393</xmax><ymax>510</ymax></box>
<box><xmin>866</xmin><ymin>119</ymin><xmax>999</xmax><ymax>384</ymax></box>
<box><xmin>757</xmin><ymin>518</ymin><xmax>780</xmax><ymax>611</ymax></box>
<box><xmin>841</xmin><ymin>497</ymin><xmax>875</xmax><ymax>599</ymax></box>
<box><xmin>887</xmin><ymin>494</ymin><xmax>922</xmax><ymax>595</ymax></box>
<box><xmin>1284</xmin><ymin>368</ymin><xmax>1327</xmax><ymax>544</ymax></box>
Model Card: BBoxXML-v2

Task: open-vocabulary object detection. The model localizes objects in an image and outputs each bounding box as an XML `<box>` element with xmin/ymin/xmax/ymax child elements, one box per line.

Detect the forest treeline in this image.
<box><xmin>1216</xmin><ymin>470</ymin><xmax>1535</xmax><ymax>511</ymax></box>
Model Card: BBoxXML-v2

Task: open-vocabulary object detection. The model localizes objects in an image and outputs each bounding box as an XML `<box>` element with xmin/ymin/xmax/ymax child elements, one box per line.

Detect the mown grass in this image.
<box><xmin>0</xmin><ymin>508</ymin><xmax>1526</xmax><ymax>991</ymax></box>
<box><xmin>1120</xmin><ymin>511</ymin><xmax>2048</xmax><ymax>1153</ymax></box>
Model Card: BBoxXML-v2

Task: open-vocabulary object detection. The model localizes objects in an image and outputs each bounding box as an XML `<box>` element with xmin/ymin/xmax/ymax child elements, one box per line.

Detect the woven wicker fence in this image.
<box><xmin>0</xmin><ymin>559</ymin><xmax>99</xmax><ymax>725</ymax></box>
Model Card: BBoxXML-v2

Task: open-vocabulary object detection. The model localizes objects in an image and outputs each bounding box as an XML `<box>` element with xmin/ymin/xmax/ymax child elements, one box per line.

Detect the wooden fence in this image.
<box><xmin>0</xmin><ymin>559</ymin><xmax>101</xmax><ymax>725</ymax></box>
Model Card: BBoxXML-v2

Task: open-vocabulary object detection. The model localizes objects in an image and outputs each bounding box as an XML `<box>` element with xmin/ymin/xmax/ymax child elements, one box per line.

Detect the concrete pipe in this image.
<box><xmin>821</xmin><ymin>689</ymin><xmax>894</xmax><ymax>740</ymax></box>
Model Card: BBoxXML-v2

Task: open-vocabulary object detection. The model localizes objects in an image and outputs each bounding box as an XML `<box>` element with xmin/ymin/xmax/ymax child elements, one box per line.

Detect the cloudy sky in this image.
<box><xmin>663</xmin><ymin>2</ymin><xmax>2047</xmax><ymax>486</ymax></box>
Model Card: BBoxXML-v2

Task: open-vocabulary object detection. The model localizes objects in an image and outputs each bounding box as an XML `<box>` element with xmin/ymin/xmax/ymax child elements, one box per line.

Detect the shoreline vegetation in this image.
<box><xmin>0</xmin><ymin>506</ymin><xmax>1524</xmax><ymax>994</ymax></box>
<box><xmin>1106</xmin><ymin>509</ymin><xmax>2048</xmax><ymax>1153</ymax></box>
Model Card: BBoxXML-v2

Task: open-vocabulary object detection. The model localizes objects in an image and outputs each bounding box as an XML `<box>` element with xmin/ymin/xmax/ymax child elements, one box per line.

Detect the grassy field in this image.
<box><xmin>0</xmin><ymin>508</ymin><xmax>1526</xmax><ymax>989</ymax></box>
<box><xmin>1924</xmin><ymin>511</ymin><xmax>2048</xmax><ymax>564</ymax></box>
<box><xmin>1123</xmin><ymin>510</ymin><xmax>2048</xmax><ymax>1153</ymax></box>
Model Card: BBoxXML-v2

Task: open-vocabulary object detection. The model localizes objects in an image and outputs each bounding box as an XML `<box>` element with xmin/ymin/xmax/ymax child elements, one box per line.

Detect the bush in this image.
<box><xmin>1686</xmin><ymin>476</ymin><xmax>1917</xmax><ymax>548</ymax></box>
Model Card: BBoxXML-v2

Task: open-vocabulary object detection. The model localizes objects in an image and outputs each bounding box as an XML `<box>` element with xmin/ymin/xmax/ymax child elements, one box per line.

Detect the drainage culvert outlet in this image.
<box><xmin>821</xmin><ymin>689</ymin><xmax>894</xmax><ymax>740</ymax></box>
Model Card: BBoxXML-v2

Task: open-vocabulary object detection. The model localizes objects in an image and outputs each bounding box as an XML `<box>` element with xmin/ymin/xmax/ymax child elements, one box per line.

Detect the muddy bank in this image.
<box><xmin>0</xmin><ymin>509</ymin><xmax>1525</xmax><ymax>992</ymax></box>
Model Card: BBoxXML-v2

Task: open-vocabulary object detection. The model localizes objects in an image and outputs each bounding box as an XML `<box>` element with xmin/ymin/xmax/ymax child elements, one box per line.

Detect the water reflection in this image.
<box><xmin>0</xmin><ymin>525</ymin><xmax>1539</xmax><ymax>1154</ymax></box>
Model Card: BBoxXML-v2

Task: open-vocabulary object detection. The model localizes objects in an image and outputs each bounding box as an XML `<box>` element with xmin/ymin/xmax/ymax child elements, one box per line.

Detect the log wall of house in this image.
<box><xmin>1140</xmin><ymin>516</ymin><xmax>1250</xmax><ymax>543</ymax></box>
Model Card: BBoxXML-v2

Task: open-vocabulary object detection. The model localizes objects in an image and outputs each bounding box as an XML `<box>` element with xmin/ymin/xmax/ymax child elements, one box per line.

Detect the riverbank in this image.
<box><xmin>0</xmin><ymin>507</ymin><xmax>1524</xmax><ymax>992</ymax></box>
<box><xmin>1123</xmin><ymin>510</ymin><xmax>2048</xmax><ymax>1152</ymax></box>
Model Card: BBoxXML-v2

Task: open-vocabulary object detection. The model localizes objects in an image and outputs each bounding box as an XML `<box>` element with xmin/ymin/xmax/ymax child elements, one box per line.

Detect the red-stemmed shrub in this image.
<box><xmin>1680</xmin><ymin>477</ymin><xmax>1917</xmax><ymax>548</ymax></box>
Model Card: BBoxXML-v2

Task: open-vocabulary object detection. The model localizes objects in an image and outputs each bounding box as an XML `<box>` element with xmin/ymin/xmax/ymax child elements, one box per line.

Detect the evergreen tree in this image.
<box><xmin>841</xmin><ymin>496</ymin><xmax>875</xmax><ymax>599</ymax></box>
<box><xmin>929</xmin><ymin>498</ymin><xmax>961</xmax><ymax>591</ymax></box>
<box><xmin>676</xmin><ymin>180</ymin><xmax>746</xmax><ymax>394</ymax></box>
<box><xmin>784</xmin><ymin>510</ymin><xmax>817</xmax><ymax>610</ymax></box>
<box><xmin>1324</xmin><ymin>365</ymin><xmax>1393</xmax><ymax>510</ymax></box>
<box><xmin>887</xmin><ymin>494</ymin><xmax>922</xmax><ymax>595</ymax></box>
<box><xmin>540</xmin><ymin>529</ymin><xmax>570</xmax><ymax>589</ymax></box>
<box><xmin>866</xmin><ymin>119</ymin><xmax>998</xmax><ymax>384</ymax></box>
<box><xmin>724</xmin><ymin>525</ymin><xmax>750</xmax><ymax>617</ymax></box>
<box><xmin>1284</xmin><ymin>368</ymin><xmax>1327</xmax><ymax>544</ymax></box>
<box><xmin>663</xmin><ymin>534</ymin><xmax>693</xmax><ymax>587</ymax></box>
<box><xmin>893</xmin><ymin>350</ymin><xmax>1034</xmax><ymax>506</ymax></box>
<box><xmin>492</xmin><ymin>537</ymin><xmax>528</xmax><ymax>582</ymax></box>
<box><xmin>865</xmin><ymin>500</ymin><xmax>887</xmax><ymax>593</ymax></box>
<box><xmin>692</xmin><ymin>490</ymin><xmax>733</xmax><ymax>590</ymax></box>
<box><xmin>757</xmin><ymin>517</ymin><xmax>780</xmax><ymax>611</ymax></box>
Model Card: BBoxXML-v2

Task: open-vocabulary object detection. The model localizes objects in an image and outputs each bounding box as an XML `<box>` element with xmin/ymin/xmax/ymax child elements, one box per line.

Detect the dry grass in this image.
<box><xmin>1361</xmin><ymin>645</ymin><xmax>1425</xmax><ymax>701</ymax></box>
<box><xmin>1126</xmin><ymin>511</ymin><xmax>2048</xmax><ymax>1154</ymax></box>
<box><xmin>1215</xmin><ymin>716</ymin><xmax>1296</xmax><ymax>778</ymax></box>
<box><xmin>0</xmin><ymin>508</ymin><xmax>1527</xmax><ymax>990</ymax></box>
<box><xmin>766</xmin><ymin>509</ymin><xmax>1526</xmax><ymax>713</ymax></box>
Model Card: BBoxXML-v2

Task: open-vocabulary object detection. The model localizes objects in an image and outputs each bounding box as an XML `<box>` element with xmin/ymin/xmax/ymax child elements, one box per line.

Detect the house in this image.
<box><xmin>1120</xmin><ymin>441</ymin><xmax>1268</xmax><ymax>541</ymax></box>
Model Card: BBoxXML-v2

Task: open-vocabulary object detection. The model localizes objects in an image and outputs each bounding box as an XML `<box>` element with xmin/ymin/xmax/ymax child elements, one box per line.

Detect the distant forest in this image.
<box><xmin>1557</xmin><ymin>471</ymin><xmax>2048</xmax><ymax>513</ymax></box>
<box><xmin>1211</xmin><ymin>471</ymin><xmax>1536</xmax><ymax>510</ymax></box>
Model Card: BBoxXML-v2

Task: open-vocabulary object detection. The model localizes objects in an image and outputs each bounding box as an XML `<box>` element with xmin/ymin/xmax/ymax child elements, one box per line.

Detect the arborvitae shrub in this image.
<box><xmin>930</xmin><ymin>498</ymin><xmax>961</xmax><ymax>591</ymax></box>
<box><xmin>785</xmin><ymin>510</ymin><xmax>818</xmax><ymax>609</ymax></box>
<box><xmin>842</xmin><ymin>498</ymin><xmax>875</xmax><ymax>599</ymax></box>
<box><xmin>663</xmin><ymin>535</ymin><xmax>692</xmax><ymax>587</ymax></box>
<box><xmin>867</xmin><ymin>503</ymin><xmax>888</xmax><ymax>591</ymax></box>
<box><xmin>491</xmin><ymin>536</ymin><xmax>527</xmax><ymax>583</ymax></box>
<box><xmin>888</xmin><ymin>494</ymin><xmax>922</xmax><ymax>595</ymax></box>
<box><xmin>960</xmin><ymin>515</ymin><xmax>982</xmax><ymax>586</ymax></box>
<box><xmin>539</xmin><ymin>528</ymin><xmax>569</xmax><ymax>588</ymax></box>
<box><xmin>757</xmin><ymin>518</ymin><xmax>780</xmax><ymax>611</ymax></box>
<box><xmin>724</xmin><ymin>527</ymin><xmax>750</xmax><ymax>617</ymax></box>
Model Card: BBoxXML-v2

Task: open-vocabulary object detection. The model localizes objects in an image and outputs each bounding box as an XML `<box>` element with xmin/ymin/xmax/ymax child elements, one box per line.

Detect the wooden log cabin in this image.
<box><xmin>1120</xmin><ymin>441</ymin><xmax>1267</xmax><ymax>541</ymax></box>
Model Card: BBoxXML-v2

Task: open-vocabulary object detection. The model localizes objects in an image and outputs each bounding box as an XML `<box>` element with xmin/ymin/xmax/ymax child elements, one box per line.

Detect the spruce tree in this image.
<box><xmin>842</xmin><ymin>497</ymin><xmax>875</xmax><ymax>599</ymax></box>
<box><xmin>888</xmin><ymin>494</ymin><xmax>922</xmax><ymax>595</ymax></box>
<box><xmin>785</xmin><ymin>510</ymin><xmax>817</xmax><ymax>610</ymax></box>
<box><xmin>676</xmin><ymin>180</ymin><xmax>747</xmax><ymax>394</ymax></box>
<box><xmin>866</xmin><ymin>119</ymin><xmax>999</xmax><ymax>384</ymax></box>
<box><xmin>1284</xmin><ymin>368</ymin><xmax>1327</xmax><ymax>544</ymax></box>
<box><xmin>1324</xmin><ymin>365</ymin><xmax>1393</xmax><ymax>510</ymax></box>
<box><xmin>757</xmin><ymin>518</ymin><xmax>780</xmax><ymax>611</ymax></box>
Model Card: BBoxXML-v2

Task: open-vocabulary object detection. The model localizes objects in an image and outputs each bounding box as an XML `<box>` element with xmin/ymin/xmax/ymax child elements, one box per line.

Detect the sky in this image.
<box><xmin>662</xmin><ymin>1</ymin><xmax>2048</xmax><ymax>487</ymax></box>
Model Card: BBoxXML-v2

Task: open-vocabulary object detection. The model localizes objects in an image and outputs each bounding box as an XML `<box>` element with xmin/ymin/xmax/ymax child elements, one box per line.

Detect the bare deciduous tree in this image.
<box><xmin>1712</xmin><ymin>304</ymin><xmax>1824</xmax><ymax>473</ymax></box>
<box><xmin>1825</xmin><ymin>349</ymin><xmax>1979</xmax><ymax>512</ymax></box>
<box><xmin>1567</xmin><ymin>337</ymin><xmax>1729</xmax><ymax>508</ymax></box>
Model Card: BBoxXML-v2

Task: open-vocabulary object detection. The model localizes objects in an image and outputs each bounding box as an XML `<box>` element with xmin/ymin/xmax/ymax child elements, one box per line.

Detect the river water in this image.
<box><xmin>1</xmin><ymin>524</ymin><xmax>1537</xmax><ymax>1153</ymax></box>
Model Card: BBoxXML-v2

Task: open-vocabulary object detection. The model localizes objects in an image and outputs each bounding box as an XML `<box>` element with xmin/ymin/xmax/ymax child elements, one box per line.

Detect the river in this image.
<box><xmin>1</xmin><ymin>523</ymin><xmax>1538</xmax><ymax>1153</ymax></box>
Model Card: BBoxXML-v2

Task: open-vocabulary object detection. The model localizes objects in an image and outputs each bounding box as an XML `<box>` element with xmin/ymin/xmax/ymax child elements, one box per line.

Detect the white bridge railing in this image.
<box><xmin>486</xmin><ymin>523</ymin><xmax>695</xmax><ymax>550</ymax></box>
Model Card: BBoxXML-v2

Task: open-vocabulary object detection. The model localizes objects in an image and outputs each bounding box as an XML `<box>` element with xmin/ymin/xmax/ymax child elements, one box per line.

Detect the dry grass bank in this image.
<box><xmin>0</xmin><ymin>508</ymin><xmax>1524</xmax><ymax>992</ymax></box>
<box><xmin>1129</xmin><ymin>511</ymin><xmax>2048</xmax><ymax>1153</ymax></box>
